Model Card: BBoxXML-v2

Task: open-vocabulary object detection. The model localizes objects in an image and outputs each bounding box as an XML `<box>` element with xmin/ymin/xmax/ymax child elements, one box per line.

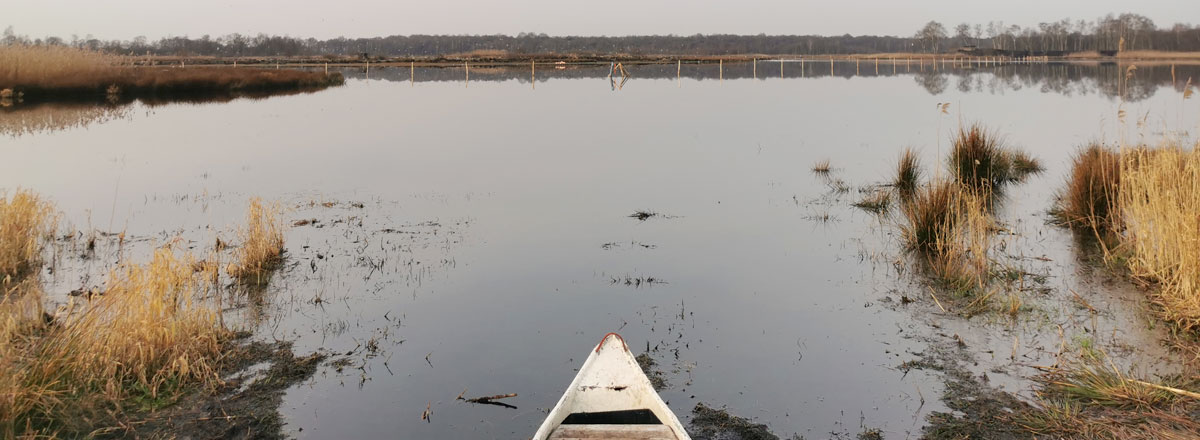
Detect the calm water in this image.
<box><xmin>3</xmin><ymin>61</ymin><xmax>1198</xmax><ymax>439</ymax></box>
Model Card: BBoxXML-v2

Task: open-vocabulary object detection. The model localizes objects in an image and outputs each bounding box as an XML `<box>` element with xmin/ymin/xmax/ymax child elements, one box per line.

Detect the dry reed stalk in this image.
<box><xmin>1117</xmin><ymin>143</ymin><xmax>1200</xmax><ymax>331</ymax></box>
<box><xmin>2</xmin><ymin>246</ymin><xmax>227</xmax><ymax>436</ymax></box>
<box><xmin>0</xmin><ymin>189</ymin><xmax>55</xmax><ymax>284</ymax></box>
<box><xmin>228</xmin><ymin>198</ymin><xmax>285</xmax><ymax>284</ymax></box>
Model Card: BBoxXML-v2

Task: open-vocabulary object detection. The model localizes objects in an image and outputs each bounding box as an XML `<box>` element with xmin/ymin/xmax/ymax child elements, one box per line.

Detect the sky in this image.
<box><xmin>6</xmin><ymin>0</ymin><xmax>1197</xmax><ymax>41</ymax></box>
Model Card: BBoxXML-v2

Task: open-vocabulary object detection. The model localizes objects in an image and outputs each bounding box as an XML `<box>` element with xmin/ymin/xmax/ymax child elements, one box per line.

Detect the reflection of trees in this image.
<box><xmin>914</xmin><ymin>72</ymin><xmax>948</xmax><ymax>95</ymax></box>
<box><xmin>0</xmin><ymin>103</ymin><xmax>130</xmax><ymax>137</ymax></box>
<box><xmin>349</xmin><ymin>61</ymin><xmax>1195</xmax><ymax>102</ymax></box>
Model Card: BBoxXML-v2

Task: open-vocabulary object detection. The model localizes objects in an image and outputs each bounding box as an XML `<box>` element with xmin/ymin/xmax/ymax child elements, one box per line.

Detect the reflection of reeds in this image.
<box><xmin>0</xmin><ymin>103</ymin><xmax>131</xmax><ymax>137</ymax></box>
<box><xmin>228</xmin><ymin>198</ymin><xmax>285</xmax><ymax>284</ymax></box>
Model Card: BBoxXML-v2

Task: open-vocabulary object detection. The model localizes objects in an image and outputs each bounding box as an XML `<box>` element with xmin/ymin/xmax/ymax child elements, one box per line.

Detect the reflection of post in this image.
<box><xmin>465</xmin><ymin>62</ymin><xmax>469</xmax><ymax>87</ymax></box>
<box><xmin>365</xmin><ymin>60</ymin><xmax>369</xmax><ymax>79</ymax></box>
<box><xmin>830</xmin><ymin>56</ymin><xmax>833</xmax><ymax>76</ymax></box>
<box><xmin>780</xmin><ymin>59</ymin><xmax>783</xmax><ymax>78</ymax></box>
<box><xmin>677</xmin><ymin>59</ymin><xmax>681</xmax><ymax>87</ymax></box>
<box><xmin>531</xmin><ymin>59</ymin><xmax>535</xmax><ymax>90</ymax></box>
<box><xmin>753</xmin><ymin>58</ymin><xmax>757</xmax><ymax>79</ymax></box>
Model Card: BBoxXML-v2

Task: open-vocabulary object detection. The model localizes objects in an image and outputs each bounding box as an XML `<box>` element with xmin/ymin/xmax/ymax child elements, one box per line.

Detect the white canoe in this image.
<box><xmin>533</xmin><ymin>333</ymin><xmax>690</xmax><ymax>440</ymax></box>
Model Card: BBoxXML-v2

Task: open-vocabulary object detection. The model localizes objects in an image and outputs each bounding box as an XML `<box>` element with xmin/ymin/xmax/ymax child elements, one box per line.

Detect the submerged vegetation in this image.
<box><xmin>0</xmin><ymin>45</ymin><xmax>343</xmax><ymax>103</ymax></box>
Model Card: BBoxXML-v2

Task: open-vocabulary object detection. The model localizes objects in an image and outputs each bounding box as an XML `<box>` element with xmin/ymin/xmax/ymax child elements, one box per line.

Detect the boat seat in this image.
<box><xmin>548</xmin><ymin>424</ymin><xmax>679</xmax><ymax>440</ymax></box>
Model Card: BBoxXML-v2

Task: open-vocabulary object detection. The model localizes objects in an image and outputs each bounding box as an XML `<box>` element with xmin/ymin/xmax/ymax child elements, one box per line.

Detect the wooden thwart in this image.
<box><xmin>549</xmin><ymin>424</ymin><xmax>676</xmax><ymax>440</ymax></box>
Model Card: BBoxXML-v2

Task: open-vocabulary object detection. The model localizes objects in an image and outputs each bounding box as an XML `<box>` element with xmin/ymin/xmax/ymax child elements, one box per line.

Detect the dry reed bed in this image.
<box><xmin>0</xmin><ymin>190</ymin><xmax>54</xmax><ymax>285</ymax></box>
<box><xmin>1</xmin><ymin>193</ymin><xmax>287</xmax><ymax>436</ymax></box>
<box><xmin>1</xmin><ymin>45</ymin><xmax>343</xmax><ymax>102</ymax></box>
<box><xmin>1054</xmin><ymin>140</ymin><xmax>1200</xmax><ymax>332</ymax></box>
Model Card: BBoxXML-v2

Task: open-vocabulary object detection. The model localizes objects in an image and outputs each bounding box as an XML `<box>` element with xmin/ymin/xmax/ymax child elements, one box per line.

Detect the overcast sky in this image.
<box><xmin>6</xmin><ymin>0</ymin><xmax>1196</xmax><ymax>41</ymax></box>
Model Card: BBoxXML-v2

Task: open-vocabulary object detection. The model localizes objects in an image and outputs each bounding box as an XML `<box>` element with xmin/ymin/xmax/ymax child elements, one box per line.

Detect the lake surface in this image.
<box><xmin>3</xmin><ymin>60</ymin><xmax>1198</xmax><ymax>439</ymax></box>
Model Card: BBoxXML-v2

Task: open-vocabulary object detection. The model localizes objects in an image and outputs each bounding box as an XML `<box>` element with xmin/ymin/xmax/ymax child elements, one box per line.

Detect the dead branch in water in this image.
<box><xmin>461</xmin><ymin>393</ymin><xmax>517</xmax><ymax>403</ymax></box>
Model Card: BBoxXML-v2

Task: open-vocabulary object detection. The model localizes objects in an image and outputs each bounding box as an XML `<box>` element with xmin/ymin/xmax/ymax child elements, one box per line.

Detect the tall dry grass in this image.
<box><xmin>0</xmin><ymin>189</ymin><xmax>54</xmax><ymax>285</ymax></box>
<box><xmin>1056</xmin><ymin>143</ymin><xmax>1122</xmax><ymax>233</ymax></box>
<box><xmin>0</xmin><ymin>45</ymin><xmax>343</xmax><ymax>101</ymax></box>
<box><xmin>228</xmin><ymin>198</ymin><xmax>285</xmax><ymax>284</ymax></box>
<box><xmin>1</xmin><ymin>247</ymin><xmax>228</xmax><ymax>436</ymax></box>
<box><xmin>894</xmin><ymin>147</ymin><xmax>921</xmax><ymax>196</ymax></box>
<box><xmin>0</xmin><ymin>45</ymin><xmax>125</xmax><ymax>90</ymax></box>
<box><xmin>901</xmin><ymin>180</ymin><xmax>992</xmax><ymax>292</ymax></box>
<box><xmin>1117</xmin><ymin>143</ymin><xmax>1200</xmax><ymax>331</ymax></box>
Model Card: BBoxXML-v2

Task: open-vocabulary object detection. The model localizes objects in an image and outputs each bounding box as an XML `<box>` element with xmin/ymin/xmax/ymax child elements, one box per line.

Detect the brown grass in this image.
<box><xmin>228</xmin><ymin>198</ymin><xmax>285</xmax><ymax>284</ymax></box>
<box><xmin>1055</xmin><ymin>143</ymin><xmax>1122</xmax><ymax>234</ymax></box>
<box><xmin>895</xmin><ymin>147</ymin><xmax>921</xmax><ymax>196</ymax></box>
<box><xmin>2</xmin><ymin>247</ymin><xmax>227</xmax><ymax>436</ymax></box>
<box><xmin>0</xmin><ymin>189</ymin><xmax>55</xmax><ymax>285</ymax></box>
<box><xmin>1</xmin><ymin>45</ymin><xmax>343</xmax><ymax>102</ymax></box>
<box><xmin>811</xmin><ymin>159</ymin><xmax>831</xmax><ymax>174</ymax></box>
<box><xmin>1117</xmin><ymin>143</ymin><xmax>1200</xmax><ymax>332</ymax></box>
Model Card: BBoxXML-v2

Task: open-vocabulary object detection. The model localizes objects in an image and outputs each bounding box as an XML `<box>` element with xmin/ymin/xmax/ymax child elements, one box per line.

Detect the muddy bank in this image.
<box><xmin>119</xmin><ymin>336</ymin><xmax>326</xmax><ymax>440</ymax></box>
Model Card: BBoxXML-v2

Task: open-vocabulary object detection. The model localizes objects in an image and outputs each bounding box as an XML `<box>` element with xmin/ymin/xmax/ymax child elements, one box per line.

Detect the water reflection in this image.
<box><xmin>346</xmin><ymin>60</ymin><xmax>1198</xmax><ymax>101</ymax></box>
<box><xmin>0</xmin><ymin>103</ymin><xmax>131</xmax><ymax>137</ymax></box>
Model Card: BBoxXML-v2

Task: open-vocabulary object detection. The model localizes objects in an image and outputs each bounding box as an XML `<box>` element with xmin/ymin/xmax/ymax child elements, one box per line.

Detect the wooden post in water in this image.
<box><xmin>233</xmin><ymin>60</ymin><xmax>237</xmax><ymax>68</ymax></box>
<box><xmin>780</xmin><ymin>59</ymin><xmax>784</xmax><ymax>78</ymax></box>
<box><xmin>893</xmin><ymin>58</ymin><xmax>897</xmax><ymax>74</ymax></box>
<box><xmin>856</xmin><ymin>58</ymin><xmax>859</xmax><ymax>76</ymax></box>
<box><xmin>324</xmin><ymin>62</ymin><xmax>327</xmax><ymax>75</ymax></box>
<box><xmin>410</xmin><ymin>61</ymin><xmax>414</xmax><ymax>86</ymax></box>
<box><xmin>465</xmin><ymin>62</ymin><xmax>469</xmax><ymax>87</ymax></box>
<box><xmin>677</xmin><ymin>59</ymin><xmax>681</xmax><ymax>87</ymax></box>
<box><xmin>531</xmin><ymin>59</ymin><xmax>536</xmax><ymax>89</ymax></box>
<box><xmin>365</xmin><ymin>60</ymin><xmax>369</xmax><ymax>79</ymax></box>
<box><xmin>829</xmin><ymin>56</ymin><xmax>833</xmax><ymax>76</ymax></box>
<box><xmin>719</xmin><ymin>59</ymin><xmax>723</xmax><ymax>82</ymax></box>
<box><xmin>753</xmin><ymin>58</ymin><xmax>757</xmax><ymax>79</ymax></box>
<box><xmin>875</xmin><ymin>57</ymin><xmax>879</xmax><ymax>75</ymax></box>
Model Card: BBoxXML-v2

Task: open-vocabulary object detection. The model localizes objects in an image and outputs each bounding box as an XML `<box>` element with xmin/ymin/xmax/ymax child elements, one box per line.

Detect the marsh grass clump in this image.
<box><xmin>1055</xmin><ymin>143</ymin><xmax>1123</xmax><ymax>236</ymax></box>
<box><xmin>1016</xmin><ymin>349</ymin><xmax>1200</xmax><ymax>439</ymax></box>
<box><xmin>811</xmin><ymin>159</ymin><xmax>831</xmax><ymax>174</ymax></box>
<box><xmin>949</xmin><ymin>124</ymin><xmax>1042</xmax><ymax>189</ymax></box>
<box><xmin>228</xmin><ymin>198</ymin><xmax>285</xmax><ymax>284</ymax></box>
<box><xmin>853</xmin><ymin>189</ymin><xmax>891</xmax><ymax>214</ymax></box>
<box><xmin>900</xmin><ymin>180</ymin><xmax>994</xmax><ymax>294</ymax></box>
<box><xmin>900</xmin><ymin>180</ymin><xmax>961</xmax><ymax>252</ymax></box>
<box><xmin>0</xmin><ymin>189</ymin><xmax>55</xmax><ymax>285</ymax></box>
<box><xmin>1</xmin><ymin>247</ymin><xmax>228</xmax><ymax>436</ymax></box>
<box><xmin>895</xmin><ymin>147</ymin><xmax>922</xmax><ymax>197</ymax></box>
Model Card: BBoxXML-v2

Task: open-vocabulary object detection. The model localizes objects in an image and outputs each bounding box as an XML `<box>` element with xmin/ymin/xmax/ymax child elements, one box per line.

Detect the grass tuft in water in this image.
<box><xmin>228</xmin><ymin>198</ymin><xmax>285</xmax><ymax>285</ymax></box>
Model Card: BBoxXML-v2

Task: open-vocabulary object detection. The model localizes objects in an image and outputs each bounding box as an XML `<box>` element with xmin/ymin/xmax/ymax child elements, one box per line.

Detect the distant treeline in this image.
<box><xmin>3</xmin><ymin>13</ymin><xmax>1198</xmax><ymax>57</ymax></box>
